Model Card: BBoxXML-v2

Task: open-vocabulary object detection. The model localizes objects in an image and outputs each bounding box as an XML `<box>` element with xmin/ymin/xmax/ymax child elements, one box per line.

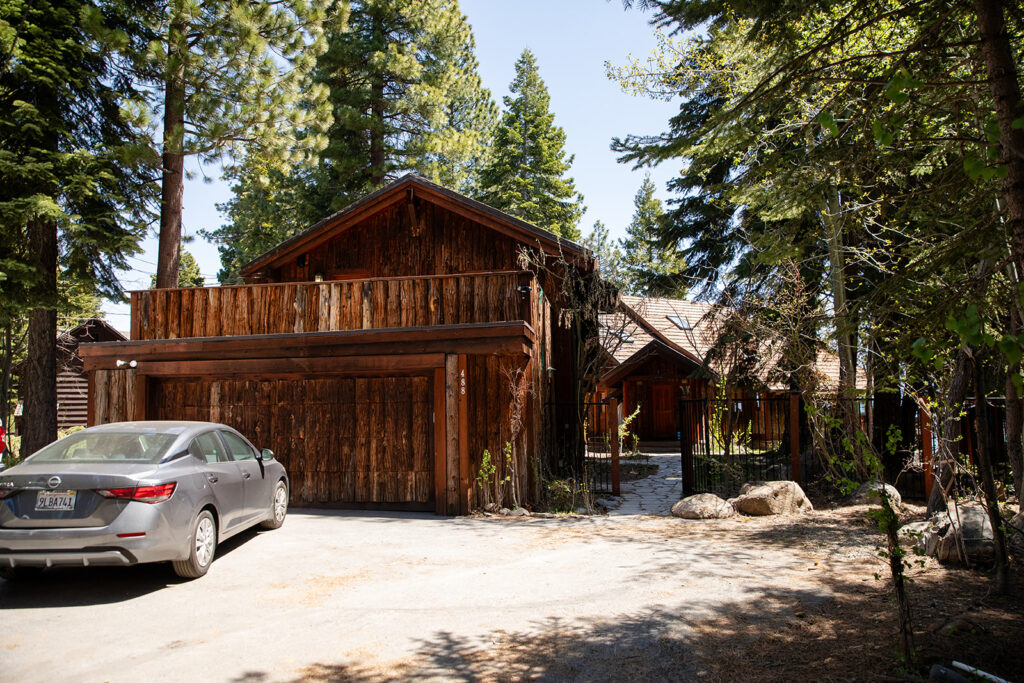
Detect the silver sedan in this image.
<box><xmin>0</xmin><ymin>421</ymin><xmax>288</xmax><ymax>580</ymax></box>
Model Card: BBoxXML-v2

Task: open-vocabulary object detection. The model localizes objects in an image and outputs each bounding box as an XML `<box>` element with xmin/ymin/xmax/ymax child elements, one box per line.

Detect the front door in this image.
<box><xmin>650</xmin><ymin>383</ymin><xmax>677</xmax><ymax>439</ymax></box>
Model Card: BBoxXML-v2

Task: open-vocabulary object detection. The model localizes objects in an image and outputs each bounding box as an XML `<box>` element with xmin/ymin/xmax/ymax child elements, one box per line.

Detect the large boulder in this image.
<box><xmin>732</xmin><ymin>481</ymin><xmax>813</xmax><ymax>516</ymax></box>
<box><xmin>851</xmin><ymin>482</ymin><xmax>902</xmax><ymax>509</ymax></box>
<box><xmin>1008</xmin><ymin>511</ymin><xmax>1024</xmax><ymax>564</ymax></box>
<box><xmin>671</xmin><ymin>493</ymin><xmax>735</xmax><ymax>519</ymax></box>
<box><xmin>902</xmin><ymin>503</ymin><xmax>996</xmax><ymax>565</ymax></box>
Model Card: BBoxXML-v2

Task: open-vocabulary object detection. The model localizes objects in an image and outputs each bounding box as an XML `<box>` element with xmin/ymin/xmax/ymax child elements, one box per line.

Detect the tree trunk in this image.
<box><xmin>928</xmin><ymin>349</ymin><xmax>972</xmax><ymax>514</ymax></box>
<box><xmin>1007</xmin><ymin>302</ymin><xmax>1023</xmax><ymax>506</ymax></box>
<box><xmin>155</xmin><ymin>18</ymin><xmax>188</xmax><ymax>290</ymax></box>
<box><xmin>974</xmin><ymin>0</ymin><xmax>1024</xmax><ymax>280</ymax></box>
<box><xmin>369</xmin><ymin>15</ymin><xmax>386</xmax><ymax>188</ymax></box>
<box><xmin>21</xmin><ymin>218</ymin><xmax>58</xmax><ymax>456</ymax></box>
<box><xmin>971</xmin><ymin>348</ymin><xmax>1010</xmax><ymax>594</ymax></box>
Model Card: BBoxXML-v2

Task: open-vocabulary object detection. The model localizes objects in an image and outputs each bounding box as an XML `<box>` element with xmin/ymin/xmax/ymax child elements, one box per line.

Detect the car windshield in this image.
<box><xmin>27</xmin><ymin>430</ymin><xmax>179</xmax><ymax>464</ymax></box>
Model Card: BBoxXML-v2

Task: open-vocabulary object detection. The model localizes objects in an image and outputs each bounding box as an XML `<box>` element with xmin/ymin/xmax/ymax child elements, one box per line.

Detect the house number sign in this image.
<box><xmin>460</xmin><ymin>368</ymin><xmax>466</xmax><ymax>395</ymax></box>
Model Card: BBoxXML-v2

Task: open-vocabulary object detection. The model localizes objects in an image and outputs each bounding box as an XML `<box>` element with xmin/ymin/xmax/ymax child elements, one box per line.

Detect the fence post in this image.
<box><xmin>609</xmin><ymin>397</ymin><xmax>620</xmax><ymax>496</ymax></box>
<box><xmin>680</xmin><ymin>399</ymin><xmax>695</xmax><ymax>496</ymax></box>
<box><xmin>921</xmin><ymin>408</ymin><xmax>934</xmax><ymax>499</ymax></box>
<box><xmin>789</xmin><ymin>392</ymin><xmax>802</xmax><ymax>485</ymax></box>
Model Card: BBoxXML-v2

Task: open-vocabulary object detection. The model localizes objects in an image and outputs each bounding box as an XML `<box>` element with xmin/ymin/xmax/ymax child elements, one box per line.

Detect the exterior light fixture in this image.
<box><xmin>314</xmin><ymin>273</ymin><xmax>324</xmax><ymax>282</ymax></box>
<box><xmin>115</xmin><ymin>360</ymin><xmax>138</xmax><ymax>369</ymax></box>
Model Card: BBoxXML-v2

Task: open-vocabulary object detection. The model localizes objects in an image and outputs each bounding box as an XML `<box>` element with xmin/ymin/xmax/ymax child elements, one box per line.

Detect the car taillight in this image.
<box><xmin>98</xmin><ymin>482</ymin><xmax>176</xmax><ymax>504</ymax></box>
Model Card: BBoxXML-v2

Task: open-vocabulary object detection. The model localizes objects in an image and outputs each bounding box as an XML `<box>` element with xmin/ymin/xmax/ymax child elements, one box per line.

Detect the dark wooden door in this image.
<box><xmin>650</xmin><ymin>383</ymin><xmax>677</xmax><ymax>439</ymax></box>
<box><xmin>148</xmin><ymin>374</ymin><xmax>434</xmax><ymax>508</ymax></box>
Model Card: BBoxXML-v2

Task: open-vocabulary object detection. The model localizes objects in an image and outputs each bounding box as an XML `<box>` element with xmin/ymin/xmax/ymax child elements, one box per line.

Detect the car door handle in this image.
<box><xmin>207</xmin><ymin>474</ymin><xmax>219</xmax><ymax>483</ymax></box>
<box><xmin>242</xmin><ymin>472</ymin><xmax>251</xmax><ymax>479</ymax></box>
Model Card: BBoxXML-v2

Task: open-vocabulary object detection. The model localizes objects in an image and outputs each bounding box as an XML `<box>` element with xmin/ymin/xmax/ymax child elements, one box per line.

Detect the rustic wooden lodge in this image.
<box><xmin>79</xmin><ymin>175</ymin><xmax>596</xmax><ymax>515</ymax></box>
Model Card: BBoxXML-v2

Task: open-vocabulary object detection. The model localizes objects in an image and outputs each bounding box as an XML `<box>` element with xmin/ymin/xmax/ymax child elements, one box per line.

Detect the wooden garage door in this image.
<box><xmin>149</xmin><ymin>375</ymin><xmax>434</xmax><ymax>507</ymax></box>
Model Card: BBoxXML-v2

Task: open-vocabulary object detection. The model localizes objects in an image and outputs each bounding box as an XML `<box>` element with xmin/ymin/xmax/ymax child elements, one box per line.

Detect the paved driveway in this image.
<box><xmin>1</xmin><ymin>508</ymin><xmax>865</xmax><ymax>682</ymax></box>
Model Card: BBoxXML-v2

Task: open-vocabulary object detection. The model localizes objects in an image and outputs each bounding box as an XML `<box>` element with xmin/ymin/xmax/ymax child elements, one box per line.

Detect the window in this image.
<box><xmin>191</xmin><ymin>432</ymin><xmax>227</xmax><ymax>464</ymax></box>
<box><xmin>28</xmin><ymin>431</ymin><xmax>176</xmax><ymax>464</ymax></box>
<box><xmin>667</xmin><ymin>315</ymin><xmax>691</xmax><ymax>330</ymax></box>
<box><xmin>220</xmin><ymin>431</ymin><xmax>256</xmax><ymax>461</ymax></box>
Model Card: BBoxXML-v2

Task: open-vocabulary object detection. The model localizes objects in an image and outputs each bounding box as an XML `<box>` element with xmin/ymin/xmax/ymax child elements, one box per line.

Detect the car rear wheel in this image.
<box><xmin>173</xmin><ymin>510</ymin><xmax>217</xmax><ymax>579</ymax></box>
<box><xmin>260</xmin><ymin>480</ymin><xmax>288</xmax><ymax>530</ymax></box>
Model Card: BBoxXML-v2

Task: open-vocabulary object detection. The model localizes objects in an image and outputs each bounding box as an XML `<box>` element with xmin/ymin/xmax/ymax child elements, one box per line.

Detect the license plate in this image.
<box><xmin>35</xmin><ymin>490</ymin><xmax>77</xmax><ymax>511</ymax></box>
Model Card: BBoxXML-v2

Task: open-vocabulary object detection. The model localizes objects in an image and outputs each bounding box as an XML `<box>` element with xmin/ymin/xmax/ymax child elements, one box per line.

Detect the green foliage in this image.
<box><xmin>209</xmin><ymin>0</ymin><xmax>496</xmax><ymax>282</ymax></box>
<box><xmin>541</xmin><ymin>477</ymin><xmax>592</xmax><ymax>514</ymax></box>
<box><xmin>582</xmin><ymin>220</ymin><xmax>626</xmax><ymax>291</ymax></box>
<box><xmin>0</xmin><ymin>0</ymin><xmax>153</xmax><ymax>315</ymax></box>
<box><xmin>619</xmin><ymin>176</ymin><xmax>687</xmax><ymax>297</ymax></box>
<box><xmin>480</xmin><ymin>49</ymin><xmax>584</xmax><ymax>240</ymax></box>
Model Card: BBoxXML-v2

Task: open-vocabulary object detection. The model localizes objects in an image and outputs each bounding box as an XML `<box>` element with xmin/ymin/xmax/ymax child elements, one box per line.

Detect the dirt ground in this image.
<box><xmin>2</xmin><ymin>504</ymin><xmax>1021</xmax><ymax>682</ymax></box>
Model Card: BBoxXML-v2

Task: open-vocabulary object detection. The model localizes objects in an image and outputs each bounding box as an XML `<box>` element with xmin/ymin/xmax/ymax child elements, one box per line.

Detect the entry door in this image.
<box><xmin>650</xmin><ymin>383</ymin><xmax>677</xmax><ymax>439</ymax></box>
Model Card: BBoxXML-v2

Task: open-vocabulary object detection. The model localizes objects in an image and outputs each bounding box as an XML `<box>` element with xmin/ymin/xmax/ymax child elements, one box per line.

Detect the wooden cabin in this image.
<box><xmin>79</xmin><ymin>175</ymin><xmax>595</xmax><ymax>515</ymax></box>
<box><xmin>14</xmin><ymin>318</ymin><xmax>126</xmax><ymax>434</ymax></box>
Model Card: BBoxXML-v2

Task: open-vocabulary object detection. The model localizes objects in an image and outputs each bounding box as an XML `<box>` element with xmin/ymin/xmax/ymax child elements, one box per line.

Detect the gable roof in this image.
<box><xmin>603</xmin><ymin>295</ymin><xmax>860</xmax><ymax>391</ymax></box>
<box><xmin>241</xmin><ymin>174</ymin><xmax>592</xmax><ymax>277</ymax></box>
<box><xmin>598</xmin><ymin>338</ymin><xmax>702</xmax><ymax>389</ymax></box>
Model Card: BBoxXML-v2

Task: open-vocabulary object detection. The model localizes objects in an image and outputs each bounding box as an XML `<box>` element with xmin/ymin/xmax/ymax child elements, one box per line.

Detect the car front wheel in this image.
<box><xmin>260</xmin><ymin>480</ymin><xmax>288</xmax><ymax>530</ymax></box>
<box><xmin>173</xmin><ymin>510</ymin><xmax>217</xmax><ymax>579</ymax></box>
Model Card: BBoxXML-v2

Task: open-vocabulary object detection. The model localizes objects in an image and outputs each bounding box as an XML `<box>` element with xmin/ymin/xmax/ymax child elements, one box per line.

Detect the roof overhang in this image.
<box><xmin>79</xmin><ymin>322</ymin><xmax>535</xmax><ymax>376</ymax></box>
<box><xmin>598</xmin><ymin>339</ymin><xmax>704</xmax><ymax>389</ymax></box>
<box><xmin>240</xmin><ymin>174</ymin><xmax>593</xmax><ymax>278</ymax></box>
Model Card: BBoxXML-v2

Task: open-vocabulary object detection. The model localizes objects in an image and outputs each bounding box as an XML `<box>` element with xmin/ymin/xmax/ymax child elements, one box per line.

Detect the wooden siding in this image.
<box><xmin>146</xmin><ymin>375</ymin><xmax>435</xmax><ymax>507</ymax></box>
<box><xmin>272</xmin><ymin>201</ymin><xmax>525</xmax><ymax>282</ymax></box>
<box><xmin>132</xmin><ymin>271</ymin><xmax>535</xmax><ymax>341</ymax></box>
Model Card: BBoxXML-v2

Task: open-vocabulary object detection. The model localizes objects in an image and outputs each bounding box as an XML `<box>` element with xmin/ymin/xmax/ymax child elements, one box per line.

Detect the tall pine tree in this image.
<box><xmin>0</xmin><ymin>0</ymin><xmax>153</xmax><ymax>453</ymax></box>
<box><xmin>480</xmin><ymin>49</ymin><xmax>584</xmax><ymax>241</ymax></box>
<box><xmin>619</xmin><ymin>177</ymin><xmax>686</xmax><ymax>297</ymax></box>
<box><xmin>310</xmin><ymin>0</ymin><xmax>496</xmax><ymax>212</ymax></box>
<box><xmin>208</xmin><ymin>0</ymin><xmax>496</xmax><ymax>283</ymax></box>
<box><xmin>136</xmin><ymin>0</ymin><xmax>332</xmax><ymax>289</ymax></box>
<box><xmin>582</xmin><ymin>220</ymin><xmax>625</xmax><ymax>292</ymax></box>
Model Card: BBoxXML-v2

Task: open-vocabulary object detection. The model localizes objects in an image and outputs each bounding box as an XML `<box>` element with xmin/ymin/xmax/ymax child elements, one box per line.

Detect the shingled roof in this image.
<box><xmin>600</xmin><ymin>295</ymin><xmax>858</xmax><ymax>391</ymax></box>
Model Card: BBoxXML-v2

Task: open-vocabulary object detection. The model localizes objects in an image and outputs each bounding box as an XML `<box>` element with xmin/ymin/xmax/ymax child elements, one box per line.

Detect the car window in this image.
<box><xmin>220</xmin><ymin>431</ymin><xmax>256</xmax><ymax>461</ymax></box>
<box><xmin>190</xmin><ymin>432</ymin><xmax>228</xmax><ymax>464</ymax></box>
<box><xmin>28</xmin><ymin>431</ymin><xmax>176</xmax><ymax>464</ymax></box>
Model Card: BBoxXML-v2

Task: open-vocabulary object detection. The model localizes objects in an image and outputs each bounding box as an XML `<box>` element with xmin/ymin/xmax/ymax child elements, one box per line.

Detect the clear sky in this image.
<box><xmin>102</xmin><ymin>0</ymin><xmax>680</xmax><ymax>327</ymax></box>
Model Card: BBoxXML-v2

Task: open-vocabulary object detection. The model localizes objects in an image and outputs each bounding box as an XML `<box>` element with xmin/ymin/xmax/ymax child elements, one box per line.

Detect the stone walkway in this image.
<box><xmin>605</xmin><ymin>451</ymin><xmax>683</xmax><ymax>516</ymax></box>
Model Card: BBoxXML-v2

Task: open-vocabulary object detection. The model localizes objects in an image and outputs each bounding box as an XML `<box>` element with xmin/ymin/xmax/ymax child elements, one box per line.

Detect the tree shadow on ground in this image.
<box><xmin>234</xmin><ymin>563</ymin><xmax>1024</xmax><ymax>682</ymax></box>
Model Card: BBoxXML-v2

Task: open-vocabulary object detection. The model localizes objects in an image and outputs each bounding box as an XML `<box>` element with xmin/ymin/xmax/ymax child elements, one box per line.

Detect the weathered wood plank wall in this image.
<box><xmin>133</xmin><ymin>272</ymin><xmax>533</xmax><ymax>341</ymax></box>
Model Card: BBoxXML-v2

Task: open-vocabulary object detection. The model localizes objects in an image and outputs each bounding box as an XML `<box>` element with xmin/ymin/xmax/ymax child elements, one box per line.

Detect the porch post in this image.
<box><xmin>789</xmin><ymin>391</ymin><xmax>802</xmax><ymax>485</ymax></box>
<box><xmin>609</xmin><ymin>397</ymin><xmax>620</xmax><ymax>496</ymax></box>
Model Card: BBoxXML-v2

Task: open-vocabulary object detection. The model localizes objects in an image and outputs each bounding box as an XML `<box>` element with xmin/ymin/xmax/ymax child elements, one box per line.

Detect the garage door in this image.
<box><xmin>148</xmin><ymin>375</ymin><xmax>434</xmax><ymax>507</ymax></box>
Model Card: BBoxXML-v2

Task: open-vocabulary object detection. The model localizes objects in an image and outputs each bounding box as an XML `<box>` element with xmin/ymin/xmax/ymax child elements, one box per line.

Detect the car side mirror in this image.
<box><xmin>260</xmin><ymin>448</ymin><xmax>275</xmax><ymax>461</ymax></box>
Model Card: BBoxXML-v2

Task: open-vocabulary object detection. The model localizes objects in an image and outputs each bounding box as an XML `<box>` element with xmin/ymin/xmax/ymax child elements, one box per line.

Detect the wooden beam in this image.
<box><xmin>789</xmin><ymin>392</ymin><xmax>802</xmax><ymax>485</ymax></box>
<box><xmin>445</xmin><ymin>354</ymin><xmax>459</xmax><ymax>515</ymax></box>
<box><xmin>80</xmin><ymin>322</ymin><xmax>535</xmax><ymax>370</ymax></box>
<box><xmin>458</xmin><ymin>353</ymin><xmax>469</xmax><ymax>515</ymax></box>
<box><xmin>132</xmin><ymin>354</ymin><xmax>445</xmax><ymax>378</ymax></box>
<box><xmin>132</xmin><ymin>372</ymin><xmax>148</xmax><ymax>421</ymax></box>
<box><xmin>433</xmin><ymin>367</ymin><xmax>447</xmax><ymax>515</ymax></box>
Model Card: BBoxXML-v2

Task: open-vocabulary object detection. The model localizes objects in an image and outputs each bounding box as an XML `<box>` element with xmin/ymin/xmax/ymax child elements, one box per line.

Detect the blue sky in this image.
<box><xmin>103</xmin><ymin>0</ymin><xmax>680</xmax><ymax>326</ymax></box>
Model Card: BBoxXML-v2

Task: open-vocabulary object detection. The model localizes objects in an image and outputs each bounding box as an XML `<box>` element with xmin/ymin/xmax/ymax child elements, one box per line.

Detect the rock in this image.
<box><xmin>935</xmin><ymin>502</ymin><xmax>995</xmax><ymax>565</ymax></box>
<box><xmin>595</xmin><ymin>497</ymin><xmax>620</xmax><ymax>510</ymax></box>
<box><xmin>1008</xmin><ymin>511</ymin><xmax>1024</xmax><ymax>563</ymax></box>
<box><xmin>507</xmin><ymin>507</ymin><xmax>530</xmax><ymax>517</ymax></box>
<box><xmin>850</xmin><ymin>482</ymin><xmax>902</xmax><ymax>508</ymax></box>
<box><xmin>483</xmin><ymin>503</ymin><xmax>500</xmax><ymax>513</ymax></box>
<box><xmin>732</xmin><ymin>481</ymin><xmax>813</xmax><ymax>515</ymax></box>
<box><xmin>671</xmin><ymin>493</ymin><xmax>735</xmax><ymax>519</ymax></box>
<box><xmin>898</xmin><ymin>520</ymin><xmax>932</xmax><ymax>553</ymax></box>
<box><xmin>498</xmin><ymin>507</ymin><xmax>511</xmax><ymax>516</ymax></box>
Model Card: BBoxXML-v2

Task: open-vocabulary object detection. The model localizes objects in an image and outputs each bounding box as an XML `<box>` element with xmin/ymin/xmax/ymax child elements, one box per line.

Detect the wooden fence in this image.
<box><xmin>130</xmin><ymin>271</ymin><xmax>536</xmax><ymax>340</ymax></box>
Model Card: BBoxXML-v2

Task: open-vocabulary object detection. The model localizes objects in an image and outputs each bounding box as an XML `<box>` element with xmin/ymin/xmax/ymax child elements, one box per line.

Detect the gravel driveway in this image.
<box><xmin>1</xmin><ymin>508</ymin><xmax>879</xmax><ymax>682</ymax></box>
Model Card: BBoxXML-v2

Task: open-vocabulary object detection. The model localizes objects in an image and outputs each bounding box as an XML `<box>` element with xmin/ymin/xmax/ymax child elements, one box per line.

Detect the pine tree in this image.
<box><xmin>208</xmin><ymin>0</ymin><xmax>496</xmax><ymax>283</ymax></box>
<box><xmin>582</xmin><ymin>221</ymin><xmax>625</xmax><ymax>292</ymax></box>
<box><xmin>0</xmin><ymin>0</ymin><xmax>153</xmax><ymax>453</ymax></box>
<box><xmin>309</xmin><ymin>0</ymin><xmax>496</xmax><ymax>213</ymax></box>
<box><xmin>136</xmin><ymin>0</ymin><xmax>333</xmax><ymax>289</ymax></box>
<box><xmin>619</xmin><ymin>177</ymin><xmax>686</xmax><ymax>297</ymax></box>
<box><xmin>480</xmin><ymin>49</ymin><xmax>584</xmax><ymax>240</ymax></box>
